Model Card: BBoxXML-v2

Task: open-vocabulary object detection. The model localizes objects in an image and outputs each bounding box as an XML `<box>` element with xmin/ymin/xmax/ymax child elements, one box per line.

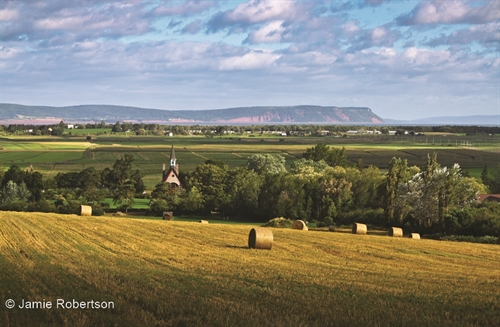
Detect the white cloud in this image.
<box><xmin>0</xmin><ymin>0</ymin><xmax>498</xmax><ymax>119</ymax></box>
<box><xmin>245</xmin><ymin>20</ymin><xmax>285</xmax><ymax>44</ymax></box>
<box><xmin>402</xmin><ymin>47</ymin><xmax>450</xmax><ymax>66</ymax></box>
<box><xmin>427</xmin><ymin>22</ymin><xmax>500</xmax><ymax>50</ymax></box>
<box><xmin>0</xmin><ymin>46</ymin><xmax>19</xmax><ymax>60</ymax></box>
<box><xmin>398</xmin><ymin>0</ymin><xmax>499</xmax><ymax>25</ymax></box>
<box><xmin>35</xmin><ymin>16</ymin><xmax>89</xmax><ymax>30</ymax></box>
<box><xmin>223</xmin><ymin>0</ymin><xmax>301</xmax><ymax>24</ymax></box>
<box><xmin>219</xmin><ymin>51</ymin><xmax>281</xmax><ymax>70</ymax></box>
<box><xmin>0</xmin><ymin>8</ymin><xmax>19</xmax><ymax>21</ymax></box>
<box><xmin>154</xmin><ymin>0</ymin><xmax>215</xmax><ymax>16</ymax></box>
<box><xmin>207</xmin><ymin>0</ymin><xmax>310</xmax><ymax>32</ymax></box>
<box><xmin>342</xmin><ymin>21</ymin><xmax>360</xmax><ymax>34</ymax></box>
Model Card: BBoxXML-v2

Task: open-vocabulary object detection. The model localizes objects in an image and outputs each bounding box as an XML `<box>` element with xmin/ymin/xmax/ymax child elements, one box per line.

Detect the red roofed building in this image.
<box><xmin>477</xmin><ymin>194</ymin><xmax>500</xmax><ymax>203</ymax></box>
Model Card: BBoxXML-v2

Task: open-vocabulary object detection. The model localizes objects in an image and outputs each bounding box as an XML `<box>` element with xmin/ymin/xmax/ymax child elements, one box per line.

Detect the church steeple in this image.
<box><xmin>170</xmin><ymin>145</ymin><xmax>176</xmax><ymax>168</ymax></box>
<box><xmin>162</xmin><ymin>145</ymin><xmax>180</xmax><ymax>187</ymax></box>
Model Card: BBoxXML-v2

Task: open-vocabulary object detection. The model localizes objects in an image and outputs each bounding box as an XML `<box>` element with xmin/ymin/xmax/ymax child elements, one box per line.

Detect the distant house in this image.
<box><xmin>346</xmin><ymin>130</ymin><xmax>358</xmax><ymax>134</ymax></box>
<box><xmin>388</xmin><ymin>131</ymin><xmax>396</xmax><ymax>135</ymax></box>
<box><xmin>477</xmin><ymin>194</ymin><xmax>500</xmax><ymax>203</ymax></box>
<box><xmin>67</xmin><ymin>124</ymin><xmax>74</xmax><ymax>129</ymax></box>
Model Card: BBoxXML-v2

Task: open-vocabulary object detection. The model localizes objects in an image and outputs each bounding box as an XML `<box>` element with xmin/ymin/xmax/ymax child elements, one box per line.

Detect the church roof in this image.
<box><xmin>170</xmin><ymin>145</ymin><xmax>176</xmax><ymax>160</ymax></box>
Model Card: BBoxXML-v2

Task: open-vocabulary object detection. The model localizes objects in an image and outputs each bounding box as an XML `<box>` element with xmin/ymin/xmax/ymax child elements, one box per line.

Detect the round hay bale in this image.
<box><xmin>163</xmin><ymin>212</ymin><xmax>173</xmax><ymax>221</ymax></box>
<box><xmin>79</xmin><ymin>205</ymin><xmax>92</xmax><ymax>216</ymax></box>
<box><xmin>410</xmin><ymin>233</ymin><xmax>420</xmax><ymax>239</ymax></box>
<box><xmin>248</xmin><ymin>228</ymin><xmax>273</xmax><ymax>250</ymax></box>
<box><xmin>292</xmin><ymin>220</ymin><xmax>308</xmax><ymax>231</ymax></box>
<box><xmin>352</xmin><ymin>223</ymin><xmax>367</xmax><ymax>235</ymax></box>
<box><xmin>199</xmin><ymin>220</ymin><xmax>209</xmax><ymax>224</ymax></box>
<box><xmin>388</xmin><ymin>227</ymin><xmax>403</xmax><ymax>237</ymax></box>
<box><xmin>328</xmin><ymin>225</ymin><xmax>335</xmax><ymax>232</ymax></box>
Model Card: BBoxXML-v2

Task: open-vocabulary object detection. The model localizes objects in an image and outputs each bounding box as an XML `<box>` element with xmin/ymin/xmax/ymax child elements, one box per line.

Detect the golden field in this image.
<box><xmin>0</xmin><ymin>211</ymin><xmax>499</xmax><ymax>326</ymax></box>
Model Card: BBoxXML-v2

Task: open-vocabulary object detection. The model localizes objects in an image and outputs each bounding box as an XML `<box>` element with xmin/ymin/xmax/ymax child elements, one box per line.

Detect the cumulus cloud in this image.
<box><xmin>207</xmin><ymin>0</ymin><xmax>310</xmax><ymax>32</ymax></box>
<box><xmin>0</xmin><ymin>1</ymin><xmax>152</xmax><ymax>42</ymax></box>
<box><xmin>154</xmin><ymin>0</ymin><xmax>215</xmax><ymax>16</ymax></box>
<box><xmin>397</xmin><ymin>0</ymin><xmax>499</xmax><ymax>25</ymax></box>
<box><xmin>1</xmin><ymin>0</ymin><xmax>498</xmax><ymax>118</ymax></box>
<box><xmin>244</xmin><ymin>20</ymin><xmax>286</xmax><ymax>44</ymax></box>
<box><xmin>219</xmin><ymin>51</ymin><xmax>281</xmax><ymax>70</ymax></box>
<box><xmin>426</xmin><ymin>22</ymin><xmax>500</xmax><ymax>50</ymax></box>
<box><xmin>364</xmin><ymin>0</ymin><xmax>388</xmax><ymax>6</ymax></box>
<box><xmin>347</xmin><ymin>25</ymin><xmax>402</xmax><ymax>51</ymax></box>
<box><xmin>0</xmin><ymin>8</ymin><xmax>19</xmax><ymax>21</ymax></box>
<box><xmin>182</xmin><ymin>19</ymin><xmax>203</xmax><ymax>34</ymax></box>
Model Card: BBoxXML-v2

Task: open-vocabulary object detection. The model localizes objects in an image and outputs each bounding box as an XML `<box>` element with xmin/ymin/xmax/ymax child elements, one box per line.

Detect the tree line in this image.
<box><xmin>2</xmin><ymin>122</ymin><xmax>499</xmax><ymax>136</ymax></box>
<box><xmin>150</xmin><ymin>144</ymin><xmax>499</xmax><ymax>236</ymax></box>
<box><xmin>0</xmin><ymin>154</ymin><xmax>144</xmax><ymax>215</ymax></box>
<box><xmin>1</xmin><ymin>143</ymin><xmax>499</xmax><ymax>238</ymax></box>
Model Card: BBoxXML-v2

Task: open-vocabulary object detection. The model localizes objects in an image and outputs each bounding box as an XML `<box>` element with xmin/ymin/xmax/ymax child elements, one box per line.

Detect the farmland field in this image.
<box><xmin>0</xmin><ymin>134</ymin><xmax>499</xmax><ymax>189</ymax></box>
<box><xmin>0</xmin><ymin>211</ymin><xmax>499</xmax><ymax>326</ymax></box>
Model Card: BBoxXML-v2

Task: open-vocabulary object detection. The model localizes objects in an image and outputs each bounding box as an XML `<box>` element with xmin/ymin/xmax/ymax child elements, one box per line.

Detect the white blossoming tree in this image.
<box><xmin>394</xmin><ymin>154</ymin><xmax>480</xmax><ymax>230</ymax></box>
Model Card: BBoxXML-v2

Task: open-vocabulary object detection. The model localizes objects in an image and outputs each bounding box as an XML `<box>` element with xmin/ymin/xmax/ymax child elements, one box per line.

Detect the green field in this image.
<box><xmin>1</xmin><ymin>134</ymin><xmax>499</xmax><ymax>189</ymax></box>
<box><xmin>0</xmin><ymin>212</ymin><xmax>499</xmax><ymax>326</ymax></box>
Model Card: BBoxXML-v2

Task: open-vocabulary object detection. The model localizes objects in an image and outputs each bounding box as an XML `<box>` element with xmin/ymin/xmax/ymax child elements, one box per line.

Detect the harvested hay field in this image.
<box><xmin>1</xmin><ymin>212</ymin><xmax>499</xmax><ymax>326</ymax></box>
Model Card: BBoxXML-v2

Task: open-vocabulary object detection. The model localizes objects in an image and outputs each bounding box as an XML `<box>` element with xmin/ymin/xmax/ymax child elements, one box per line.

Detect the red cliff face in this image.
<box><xmin>219</xmin><ymin>113</ymin><xmax>294</xmax><ymax>123</ymax></box>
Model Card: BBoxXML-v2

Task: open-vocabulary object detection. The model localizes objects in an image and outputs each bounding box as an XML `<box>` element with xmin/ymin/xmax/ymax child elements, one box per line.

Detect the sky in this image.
<box><xmin>0</xmin><ymin>0</ymin><xmax>499</xmax><ymax>120</ymax></box>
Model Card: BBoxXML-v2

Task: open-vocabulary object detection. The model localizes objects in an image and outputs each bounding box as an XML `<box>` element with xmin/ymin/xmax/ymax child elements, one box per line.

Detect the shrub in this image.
<box><xmin>90</xmin><ymin>203</ymin><xmax>105</xmax><ymax>216</ymax></box>
<box><xmin>0</xmin><ymin>201</ymin><xmax>28</xmax><ymax>212</ymax></box>
<box><xmin>150</xmin><ymin>199</ymin><xmax>170</xmax><ymax>216</ymax></box>
<box><xmin>26</xmin><ymin>200</ymin><xmax>57</xmax><ymax>213</ymax></box>
<box><xmin>317</xmin><ymin>217</ymin><xmax>334</xmax><ymax>228</ymax></box>
<box><xmin>425</xmin><ymin>234</ymin><xmax>498</xmax><ymax>245</ymax></box>
<box><xmin>261</xmin><ymin>217</ymin><xmax>293</xmax><ymax>228</ymax></box>
<box><xmin>336</xmin><ymin>208</ymin><xmax>386</xmax><ymax>227</ymax></box>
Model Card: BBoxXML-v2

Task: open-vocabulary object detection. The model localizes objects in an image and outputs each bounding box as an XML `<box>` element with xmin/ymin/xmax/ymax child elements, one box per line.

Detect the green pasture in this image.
<box><xmin>0</xmin><ymin>134</ymin><xmax>498</xmax><ymax>189</ymax></box>
<box><xmin>64</xmin><ymin>128</ymin><xmax>111</xmax><ymax>135</ymax></box>
<box><xmin>102</xmin><ymin>197</ymin><xmax>150</xmax><ymax>210</ymax></box>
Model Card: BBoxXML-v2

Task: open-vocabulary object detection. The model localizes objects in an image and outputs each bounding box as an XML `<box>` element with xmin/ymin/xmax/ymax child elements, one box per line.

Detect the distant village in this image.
<box><xmin>5</xmin><ymin>121</ymin><xmax>498</xmax><ymax>137</ymax></box>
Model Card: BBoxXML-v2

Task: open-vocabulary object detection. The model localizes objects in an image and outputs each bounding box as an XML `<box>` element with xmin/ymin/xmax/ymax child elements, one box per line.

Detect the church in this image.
<box><xmin>162</xmin><ymin>145</ymin><xmax>180</xmax><ymax>187</ymax></box>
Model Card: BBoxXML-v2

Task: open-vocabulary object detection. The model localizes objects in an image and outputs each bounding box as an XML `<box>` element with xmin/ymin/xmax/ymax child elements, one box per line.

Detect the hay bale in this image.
<box><xmin>79</xmin><ymin>205</ymin><xmax>92</xmax><ymax>216</ymax></box>
<box><xmin>292</xmin><ymin>220</ymin><xmax>308</xmax><ymax>231</ymax></box>
<box><xmin>352</xmin><ymin>223</ymin><xmax>367</xmax><ymax>235</ymax></box>
<box><xmin>388</xmin><ymin>227</ymin><xmax>403</xmax><ymax>237</ymax></box>
<box><xmin>199</xmin><ymin>220</ymin><xmax>209</xmax><ymax>224</ymax></box>
<box><xmin>410</xmin><ymin>233</ymin><xmax>420</xmax><ymax>239</ymax></box>
<box><xmin>163</xmin><ymin>211</ymin><xmax>173</xmax><ymax>221</ymax></box>
<box><xmin>248</xmin><ymin>228</ymin><xmax>273</xmax><ymax>250</ymax></box>
<box><xmin>328</xmin><ymin>225</ymin><xmax>335</xmax><ymax>232</ymax></box>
